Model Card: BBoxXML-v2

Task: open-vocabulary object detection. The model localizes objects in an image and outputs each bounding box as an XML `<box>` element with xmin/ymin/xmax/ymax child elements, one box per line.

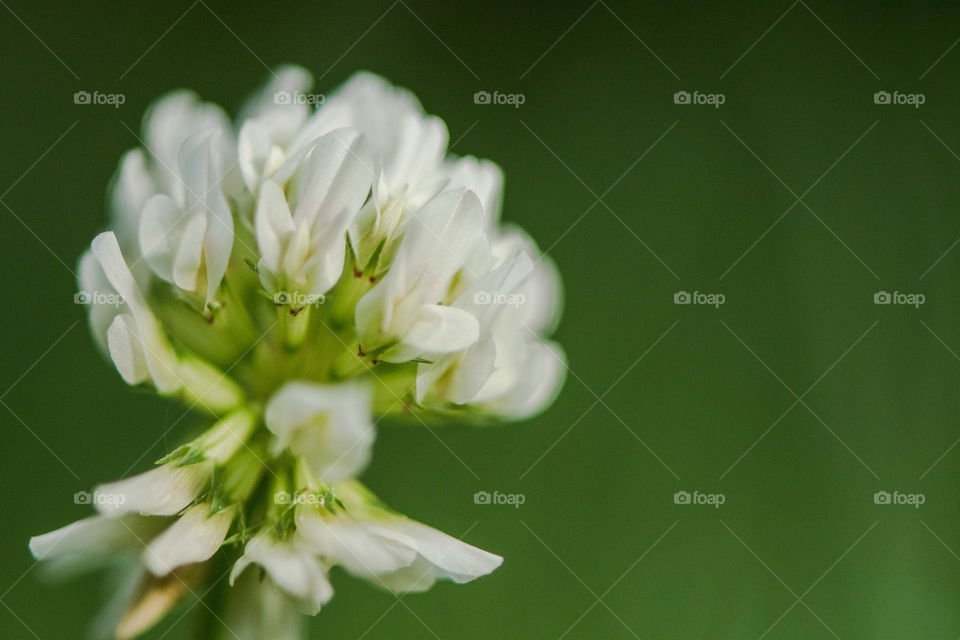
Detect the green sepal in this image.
<box><xmin>155</xmin><ymin>444</ymin><xmax>191</xmax><ymax>466</ymax></box>
<box><xmin>363</xmin><ymin>238</ymin><xmax>387</xmax><ymax>276</ymax></box>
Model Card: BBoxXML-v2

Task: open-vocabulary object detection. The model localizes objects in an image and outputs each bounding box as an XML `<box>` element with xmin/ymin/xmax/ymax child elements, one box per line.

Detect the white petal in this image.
<box><xmin>355</xmin><ymin>188</ymin><xmax>486</xmax><ymax>352</ymax></box>
<box><xmin>237</xmin><ymin>78</ymin><xmax>311</xmax><ymax>186</ymax></box>
<box><xmin>144</xmin><ymin>503</ymin><xmax>232</xmax><ymax>576</ymax></box>
<box><xmin>95</xmin><ymin>464</ymin><xmax>208</xmax><ymax>517</ymax></box>
<box><xmin>399</xmin><ymin>189</ymin><xmax>487</xmax><ymax>298</ymax></box>
<box><xmin>441</xmin><ymin>156</ymin><xmax>504</xmax><ymax>225</ymax></box>
<box><xmin>237</xmin><ymin>64</ymin><xmax>313</xmax><ymax>126</ymax></box>
<box><xmin>254</xmin><ymin>180</ymin><xmax>295</xmax><ymax>274</ymax></box>
<box><xmin>461</xmin><ymin>251</ymin><xmax>533</xmax><ymax>316</ymax></box>
<box><xmin>467</xmin><ymin>327</ymin><xmax>526</xmax><ymax>403</ymax></box>
<box><xmin>230</xmin><ymin>533</ymin><xmax>332</xmax><ymax>614</ymax></box>
<box><xmin>417</xmin><ymin>334</ymin><xmax>497</xmax><ymax>405</ymax></box>
<box><xmin>172</xmin><ymin>213</ymin><xmax>207</xmax><ymax>292</ymax></box>
<box><xmin>178</xmin><ymin>131</ymin><xmax>235</xmax><ymax>303</ymax></box>
<box><xmin>264</xmin><ymin>381</ymin><xmax>374</xmax><ymax>482</ymax></box>
<box><xmin>91</xmin><ymin>232</ymin><xmax>181</xmax><ymax>393</ymax></box>
<box><xmin>289</xmin><ymin>128</ymin><xmax>372</xmax><ymax>233</ymax></box>
<box><xmin>487</xmin><ymin>340</ymin><xmax>566</xmax><ymax>418</ymax></box>
<box><xmin>413</xmin><ymin>250</ymin><xmax>535</xmax><ymax>403</ymax></box>
<box><xmin>143</xmin><ymin>90</ymin><xmax>231</xmax><ymax>200</ymax></box>
<box><xmin>29</xmin><ymin>515</ymin><xmax>152</xmax><ymax>575</ymax></box>
<box><xmin>384</xmin><ymin>304</ymin><xmax>479</xmax><ymax>362</ymax></box>
<box><xmin>492</xmin><ymin>227</ymin><xmax>563</xmax><ymax>334</ymax></box>
<box><xmin>366</xmin><ymin>516</ymin><xmax>503</xmax><ymax>591</ymax></box>
<box><xmin>238</xmin><ymin>119</ymin><xmax>275</xmax><ymax>192</ymax></box>
<box><xmin>221</xmin><ymin>570</ymin><xmax>306</xmax><ymax>640</ymax></box>
<box><xmin>78</xmin><ymin>249</ymin><xmax>117</xmax><ymax>355</ymax></box>
<box><xmin>296</xmin><ymin>510</ymin><xmax>415</xmax><ymax>577</ymax></box>
<box><xmin>109</xmin><ymin>149</ymin><xmax>156</xmax><ymax>264</ymax></box>
<box><xmin>380</xmin><ymin>110</ymin><xmax>447</xmax><ymax>194</ymax></box>
<box><xmin>138</xmin><ymin>194</ymin><xmax>180</xmax><ymax>284</ymax></box>
<box><xmin>107</xmin><ymin>313</ymin><xmax>150</xmax><ymax>385</ymax></box>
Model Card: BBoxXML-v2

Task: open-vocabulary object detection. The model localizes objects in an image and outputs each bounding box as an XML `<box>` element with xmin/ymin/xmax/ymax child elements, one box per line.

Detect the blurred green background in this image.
<box><xmin>3</xmin><ymin>1</ymin><xmax>960</xmax><ymax>638</ymax></box>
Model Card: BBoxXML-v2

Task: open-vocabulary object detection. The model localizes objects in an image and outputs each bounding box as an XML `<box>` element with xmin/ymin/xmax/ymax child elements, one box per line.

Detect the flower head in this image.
<box><xmin>31</xmin><ymin>67</ymin><xmax>564</xmax><ymax>639</ymax></box>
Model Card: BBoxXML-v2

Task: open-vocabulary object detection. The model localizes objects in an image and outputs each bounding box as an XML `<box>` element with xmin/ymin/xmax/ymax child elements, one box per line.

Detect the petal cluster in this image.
<box><xmin>32</xmin><ymin>68</ymin><xmax>563</xmax><ymax>639</ymax></box>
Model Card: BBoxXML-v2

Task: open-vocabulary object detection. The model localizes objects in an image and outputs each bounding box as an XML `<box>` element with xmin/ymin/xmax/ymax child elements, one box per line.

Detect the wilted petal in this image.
<box><xmin>113</xmin><ymin>563</ymin><xmax>206</xmax><ymax>640</ymax></box>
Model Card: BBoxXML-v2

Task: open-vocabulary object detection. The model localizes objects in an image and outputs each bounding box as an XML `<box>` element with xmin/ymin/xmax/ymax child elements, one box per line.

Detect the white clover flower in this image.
<box><xmin>31</xmin><ymin>68</ymin><xmax>564</xmax><ymax>639</ymax></box>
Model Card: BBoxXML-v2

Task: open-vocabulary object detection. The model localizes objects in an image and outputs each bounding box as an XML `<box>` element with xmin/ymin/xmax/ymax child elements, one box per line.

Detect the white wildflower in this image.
<box><xmin>31</xmin><ymin>67</ymin><xmax>563</xmax><ymax>640</ymax></box>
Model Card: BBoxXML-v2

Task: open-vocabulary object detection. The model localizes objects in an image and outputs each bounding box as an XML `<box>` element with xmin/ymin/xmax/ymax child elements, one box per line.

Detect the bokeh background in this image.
<box><xmin>3</xmin><ymin>1</ymin><xmax>960</xmax><ymax>638</ymax></box>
